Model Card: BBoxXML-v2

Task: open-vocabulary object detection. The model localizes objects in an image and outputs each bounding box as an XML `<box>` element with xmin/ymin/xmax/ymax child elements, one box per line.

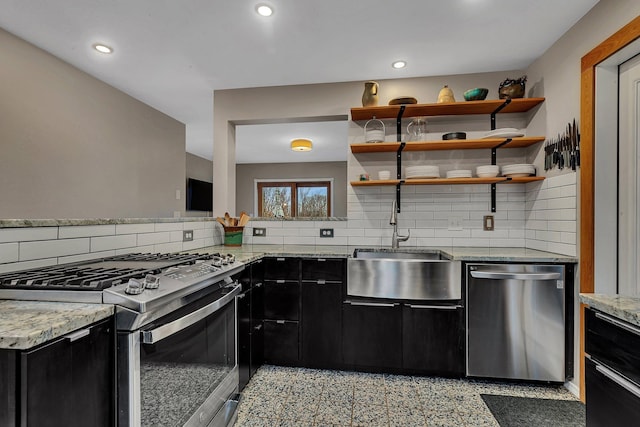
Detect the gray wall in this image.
<box><xmin>0</xmin><ymin>28</ymin><xmax>186</xmax><ymax>219</ymax></box>
<box><xmin>236</xmin><ymin>162</ymin><xmax>347</xmax><ymax>217</ymax></box>
<box><xmin>186</xmin><ymin>153</ymin><xmax>213</xmax><ymax>182</ymax></box>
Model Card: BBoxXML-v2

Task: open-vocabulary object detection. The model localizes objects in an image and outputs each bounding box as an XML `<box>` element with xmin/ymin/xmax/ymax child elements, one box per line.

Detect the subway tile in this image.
<box><xmin>153</xmin><ymin>242</ymin><xmax>184</xmax><ymax>253</ymax></box>
<box><xmin>335</xmin><ymin>228</ymin><xmax>365</xmax><ymax>237</ymax></box>
<box><xmin>316</xmin><ymin>236</ymin><xmax>348</xmax><ymax>246</ymax></box>
<box><xmin>154</xmin><ymin>222</ymin><xmax>184</xmax><ymax>232</ymax></box>
<box><xmin>115</xmin><ymin>246</ymin><xmax>145</xmax><ymax>256</ymax></box>
<box><xmin>471</xmin><ymin>229</ymin><xmax>509</xmax><ymax>239</ymax></box>
<box><xmin>137</xmin><ymin>232</ymin><xmax>172</xmax><ymax>246</ymax></box>
<box><xmin>348</xmin><ymin>236</ymin><xmax>382</xmax><ymax>246</ymax></box>
<box><xmin>270</xmin><ymin>228</ymin><xmax>300</xmax><ymax>237</ymax></box>
<box><xmin>0</xmin><ymin>227</ymin><xmax>58</xmax><ymax>243</ymax></box>
<box><xmin>452</xmin><ymin>238</ymin><xmax>491</xmax><ymax>247</ymax></box>
<box><xmin>547</xmin><ymin>220</ymin><xmax>576</xmax><ymax>232</ymax></box>
<box><xmin>526</xmin><ymin>239</ymin><xmax>549</xmax><ymax>252</ymax></box>
<box><xmin>59</xmin><ymin>225</ymin><xmax>115</xmax><ymax>238</ymax></box>
<box><xmin>434</xmin><ymin>229</ymin><xmax>471</xmax><ymax>238</ymax></box>
<box><xmin>0</xmin><ymin>257</ymin><xmax>57</xmax><ymax>274</ymax></box>
<box><xmin>546</xmin><ymin>242</ymin><xmax>577</xmax><ymax>256</ymax></box>
<box><xmin>59</xmin><ymin>251</ymin><xmax>115</xmax><ymax>264</ymax></box>
<box><xmin>283</xmin><ymin>236</ymin><xmax>315</xmax><ymax>245</ymax></box>
<box><xmin>20</xmin><ymin>238</ymin><xmax>90</xmax><ymax>261</ymax></box>
<box><xmin>417</xmin><ymin>237</ymin><xmax>452</xmax><ymax>247</ymax></box>
<box><xmin>115</xmin><ymin>223</ymin><xmax>154</xmax><ymax>234</ymax></box>
<box><xmin>90</xmin><ymin>234</ymin><xmax>137</xmax><ymax>252</ymax></box>
<box><xmin>561</xmin><ymin>232</ymin><xmax>577</xmax><ymax>244</ymax></box>
<box><xmin>252</xmin><ymin>236</ymin><xmax>284</xmax><ymax>245</ymax></box>
<box><xmin>193</xmin><ymin>228</ymin><xmax>213</xmax><ymax>240</ymax></box>
<box><xmin>547</xmin><ymin>173</ymin><xmax>576</xmax><ymax>188</ymax></box>
<box><xmin>183</xmin><ymin>239</ymin><xmax>207</xmax><ymax>251</ymax></box>
<box><xmin>546</xmin><ymin>196</ymin><xmax>576</xmax><ymax>210</ymax></box>
<box><xmin>0</xmin><ymin>243</ymin><xmax>19</xmax><ymax>264</ymax></box>
<box><xmin>170</xmin><ymin>230</ymin><xmax>184</xmax><ymax>242</ymax></box>
<box><xmin>490</xmin><ymin>238</ymin><xmax>525</xmax><ymax>247</ymax></box>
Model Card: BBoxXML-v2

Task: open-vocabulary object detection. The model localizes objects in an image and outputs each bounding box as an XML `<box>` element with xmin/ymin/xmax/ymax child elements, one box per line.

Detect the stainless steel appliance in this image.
<box><xmin>466</xmin><ymin>263</ymin><xmax>572</xmax><ymax>382</ymax></box>
<box><xmin>0</xmin><ymin>252</ymin><xmax>244</xmax><ymax>427</ymax></box>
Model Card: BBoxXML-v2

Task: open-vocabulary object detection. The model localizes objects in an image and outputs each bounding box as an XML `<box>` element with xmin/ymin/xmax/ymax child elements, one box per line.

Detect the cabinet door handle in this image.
<box><xmin>470</xmin><ymin>270</ymin><xmax>561</xmax><ymax>280</ymax></box>
<box><xmin>407</xmin><ymin>304</ymin><xmax>462</xmax><ymax>310</ymax></box>
<box><xmin>276</xmin><ymin>320</ymin><xmax>286</xmax><ymax>324</ymax></box>
<box><xmin>317</xmin><ymin>258</ymin><xmax>326</xmax><ymax>262</ymax></box>
<box><xmin>595</xmin><ymin>312</ymin><xmax>640</xmax><ymax>336</ymax></box>
<box><xmin>317</xmin><ymin>279</ymin><xmax>326</xmax><ymax>285</ymax></box>
<box><xmin>276</xmin><ymin>279</ymin><xmax>285</xmax><ymax>284</ymax></box>
<box><xmin>254</xmin><ymin>324</ymin><xmax>263</xmax><ymax>331</ymax></box>
<box><xmin>65</xmin><ymin>328</ymin><xmax>90</xmax><ymax>342</ymax></box>
<box><xmin>237</xmin><ymin>293</ymin><xmax>246</xmax><ymax>300</ymax></box>
<box><xmin>595</xmin><ymin>362</ymin><xmax>640</xmax><ymax>399</ymax></box>
<box><xmin>345</xmin><ymin>301</ymin><xmax>398</xmax><ymax>308</ymax></box>
<box><xmin>276</xmin><ymin>258</ymin><xmax>285</xmax><ymax>261</ymax></box>
<box><xmin>254</xmin><ymin>282</ymin><xmax>263</xmax><ymax>288</ymax></box>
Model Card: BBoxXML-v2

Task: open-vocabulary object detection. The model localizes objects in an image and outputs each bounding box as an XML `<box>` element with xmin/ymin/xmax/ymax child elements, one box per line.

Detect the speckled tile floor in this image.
<box><xmin>235</xmin><ymin>365</ymin><xmax>579</xmax><ymax>427</ymax></box>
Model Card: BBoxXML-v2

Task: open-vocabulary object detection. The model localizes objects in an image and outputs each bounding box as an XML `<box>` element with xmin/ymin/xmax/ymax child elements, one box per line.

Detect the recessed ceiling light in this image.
<box><xmin>256</xmin><ymin>4</ymin><xmax>274</xmax><ymax>17</ymax></box>
<box><xmin>93</xmin><ymin>43</ymin><xmax>113</xmax><ymax>54</ymax></box>
<box><xmin>392</xmin><ymin>60</ymin><xmax>407</xmax><ymax>69</ymax></box>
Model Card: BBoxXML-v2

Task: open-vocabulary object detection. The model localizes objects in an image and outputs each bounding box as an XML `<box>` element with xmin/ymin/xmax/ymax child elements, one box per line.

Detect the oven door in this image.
<box><xmin>117</xmin><ymin>283</ymin><xmax>241</xmax><ymax>427</ymax></box>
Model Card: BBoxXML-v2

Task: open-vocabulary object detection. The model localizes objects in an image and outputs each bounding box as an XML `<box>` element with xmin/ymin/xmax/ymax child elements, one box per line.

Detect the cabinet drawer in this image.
<box><xmin>264</xmin><ymin>320</ymin><xmax>299</xmax><ymax>366</ymax></box>
<box><xmin>264</xmin><ymin>257</ymin><xmax>299</xmax><ymax>281</ymax></box>
<box><xmin>301</xmin><ymin>258</ymin><xmax>345</xmax><ymax>282</ymax></box>
<box><xmin>263</xmin><ymin>281</ymin><xmax>300</xmax><ymax>320</ymax></box>
<box><xmin>586</xmin><ymin>308</ymin><xmax>640</xmax><ymax>385</ymax></box>
<box><xmin>586</xmin><ymin>358</ymin><xmax>640</xmax><ymax>426</ymax></box>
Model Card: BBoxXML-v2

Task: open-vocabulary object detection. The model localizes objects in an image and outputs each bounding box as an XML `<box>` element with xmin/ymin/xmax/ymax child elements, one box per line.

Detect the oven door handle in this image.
<box><xmin>141</xmin><ymin>283</ymin><xmax>242</xmax><ymax>344</ymax></box>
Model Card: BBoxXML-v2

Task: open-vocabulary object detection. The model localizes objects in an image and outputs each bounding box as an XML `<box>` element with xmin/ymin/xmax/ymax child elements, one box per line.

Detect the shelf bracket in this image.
<box><xmin>396</xmin><ymin>105</ymin><xmax>406</xmax><ymax>142</ymax></box>
<box><xmin>490</xmin><ymin>98</ymin><xmax>512</xmax><ymax>130</ymax></box>
<box><xmin>490</xmin><ymin>138</ymin><xmax>512</xmax><ymax>212</ymax></box>
<box><xmin>396</xmin><ymin>183</ymin><xmax>402</xmax><ymax>213</ymax></box>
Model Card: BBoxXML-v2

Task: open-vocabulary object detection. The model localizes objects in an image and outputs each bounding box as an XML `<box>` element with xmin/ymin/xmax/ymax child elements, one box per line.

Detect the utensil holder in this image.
<box><xmin>223</xmin><ymin>226</ymin><xmax>244</xmax><ymax>246</ymax></box>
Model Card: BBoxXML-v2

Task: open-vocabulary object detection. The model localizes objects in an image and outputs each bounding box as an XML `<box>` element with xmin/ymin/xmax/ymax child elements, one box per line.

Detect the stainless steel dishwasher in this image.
<box><xmin>466</xmin><ymin>263</ymin><xmax>572</xmax><ymax>382</ymax></box>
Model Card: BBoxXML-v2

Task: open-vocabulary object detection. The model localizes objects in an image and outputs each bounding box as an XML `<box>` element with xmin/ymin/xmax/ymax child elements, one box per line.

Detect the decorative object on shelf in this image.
<box><xmin>364</xmin><ymin>116</ymin><xmax>385</xmax><ymax>143</ymax></box>
<box><xmin>359</xmin><ymin>173</ymin><xmax>370</xmax><ymax>181</ymax></box>
<box><xmin>378</xmin><ymin>170</ymin><xmax>391</xmax><ymax>180</ymax></box>
<box><xmin>407</xmin><ymin>117</ymin><xmax>428</xmax><ymax>141</ymax></box>
<box><xmin>290</xmin><ymin>138</ymin><xmax>313</xmax><ymax>152</ymax></box>
<box><xmin>388</xmin><ymin>96</ymin><xmax>418</xmax><ymax>105</ymax></box>
<box><xmin>498</xmin><ymin>76</ymin><xmax>527</xmax><ymax>99</ymax></box>
<box><xmin>544</xmin><ymin>119</ymin><xmax>580</xmax><ymax>171</ymax></box>
<box><xmin>482</xmin><ymin>128</ymin><xmax>525</xmax><ymax>139</ymax></box>
<box><xmin>437</xmin><ymin>85</ymin><xmax>455</xmax><ymax>103</ymax></box>
<box><xmin>362</xmin><ymin>81</ymin><xmax>379</xmax><ymax>107</ymax></box>
<box><xmin>463</xmin><ymin>88</ymin><xmax>489</xmax><ymax>101</ymax></box>
<box><xmin>442</xmin><ymin>132</ymin><xmax>467</xmax><ymax>140</ymax></box>
<box><xmin>476</xmin><ymin>165</ymin><xmax>500</xmax><ymax>177</ymax></box>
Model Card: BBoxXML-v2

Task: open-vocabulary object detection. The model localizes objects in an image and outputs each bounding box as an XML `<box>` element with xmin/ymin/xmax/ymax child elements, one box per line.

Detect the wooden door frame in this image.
<box><xmin>580</xmin><ymin>15</ymin><xmax>640</xmax><ymax>401</ymax></box>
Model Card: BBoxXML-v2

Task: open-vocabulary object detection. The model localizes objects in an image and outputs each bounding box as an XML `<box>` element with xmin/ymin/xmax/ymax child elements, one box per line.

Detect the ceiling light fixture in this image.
<box><xmin>392</xmin><ymin>60</ymin><xmax>407</xmax><ymax>69</ymax></box>
<box><xmin>291</xmin><ymin>138</ymin><xmax>312</xmax><ymax>152</ymax></box>
<box><xmin>93</xmin><ymin>43</ymin><xmax>113</xmax><ymax>54</ymax></box>
<box><xmin>256</xmin><ymin>4</ymin><xmax>274</xmax><ymax>17</ymax></box>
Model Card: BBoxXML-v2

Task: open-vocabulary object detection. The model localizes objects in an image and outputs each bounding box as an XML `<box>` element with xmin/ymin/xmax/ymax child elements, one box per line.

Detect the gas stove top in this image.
<box><xmin>0</xmin><ymin>252</ymin><xmax>244</xmax><ymax>309</ymax></box>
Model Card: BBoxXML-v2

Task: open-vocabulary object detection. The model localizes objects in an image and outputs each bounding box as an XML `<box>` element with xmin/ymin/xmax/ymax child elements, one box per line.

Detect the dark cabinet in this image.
<box><xmin>0</xmin><ymin>318</ymin><xmax>115</xmax><ymax>427</ymax></box>
<box><xmin>342</xmin><ymin>301</ymin><xmax>402</xmax><ymax>371</ymax></box>
<box><xmin>301</xmin><ymin>258</ymin><xmax>344</xmax><ymax>369</ymax></box>
<box><xmin>402</xmin><ymin>303</ymin><xmax>464</xmax><ymax>376</ymax></box>
<box><xmin>236</xmin><ymin>260</ymin><xmax>265</xmax><ymax>391</ymax></box>
<box><xmin>262</xmin><ymin>257</ymin><xmax>300</xmax><ymax>366</ymax></box>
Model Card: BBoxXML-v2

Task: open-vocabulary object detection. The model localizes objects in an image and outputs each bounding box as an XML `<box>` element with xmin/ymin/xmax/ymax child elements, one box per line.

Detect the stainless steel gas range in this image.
<box><xmin>0</xmin><ymin>252</ymin><xmax>245</xmax><ymax>427</ymax></box>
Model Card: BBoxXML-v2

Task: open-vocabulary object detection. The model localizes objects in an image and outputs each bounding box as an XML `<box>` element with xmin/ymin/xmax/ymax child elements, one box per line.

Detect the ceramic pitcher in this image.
<box><xmin>362</xmin><ymin>81</ymin><xmax>379</xmax><ymax>107</ymax></box>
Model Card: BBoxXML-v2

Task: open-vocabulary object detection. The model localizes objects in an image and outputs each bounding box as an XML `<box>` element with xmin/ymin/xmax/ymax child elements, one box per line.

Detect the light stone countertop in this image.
<box><xmin>190</xmin><ymin>244</ymin><xmax>577</xmax><ymax>263</ymax></box>
<box><xmin>580</xmin><ymin>293</ymin><xmax>640</xmax><ymax>327</ymax></box>
<box><xmin>0</xmin><ymin>301</ymin><xmax>113</xmax><ymax>350</ymax></box>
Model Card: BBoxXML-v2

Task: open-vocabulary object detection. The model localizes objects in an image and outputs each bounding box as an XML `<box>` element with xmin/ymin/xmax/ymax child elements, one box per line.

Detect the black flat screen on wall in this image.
<box><xmin>186</xmin><ymin>178</ymin><xmax>213</xmax><ymax>211</ymax></box>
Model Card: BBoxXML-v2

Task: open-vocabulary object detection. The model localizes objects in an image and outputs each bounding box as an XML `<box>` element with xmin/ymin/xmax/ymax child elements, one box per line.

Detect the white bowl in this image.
<box><xmin>476</xmin><ymin>165</ymin><xmax>500</xmax><ymax>177</ymax></box>
<box><xmin>378</xmin><ymin>170</ymin><xmax>391</xmax><ymax>180</ymax></box>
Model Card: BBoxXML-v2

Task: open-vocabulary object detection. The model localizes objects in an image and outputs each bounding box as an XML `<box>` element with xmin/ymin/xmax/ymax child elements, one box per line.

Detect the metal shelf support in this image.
<box><xmin>490</xmin><ymin>98</ymin><xmax>512</xmax><ymax>130</ymax></box>
<box><xmin>490</xmin><ymin>138</ymin><xmax>513</xmax><ymax>212</ymax></box>
<box><xmin>395</xmin><ymin>106</ymin><xmax>406</xmax><ymax>212</ymax></box>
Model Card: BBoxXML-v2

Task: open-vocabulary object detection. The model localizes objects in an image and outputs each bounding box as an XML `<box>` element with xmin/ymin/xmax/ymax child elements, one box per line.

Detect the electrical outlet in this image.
<box><xmin>319</xmin><ymin>228</ymin><xmax>334</xmax><ymax>238</ymax></box>
<box><xmin>447</xmin><ymin>216</ymin><xmax>463</xmax><ymax>231</ymax></box>
<box><xmin>483</xmin><ymin>215</ymin><xmax>495</xmax><ymax>231</ymax></box>
<box><xmin>183</xmin><ymin>230</ymin><xmax>193</xmax><ymax>241</ymax></box>
<box><xmin>253</xmin><ymin>227</ymin><xmax>266</xmax><ymax>237</ymax></box>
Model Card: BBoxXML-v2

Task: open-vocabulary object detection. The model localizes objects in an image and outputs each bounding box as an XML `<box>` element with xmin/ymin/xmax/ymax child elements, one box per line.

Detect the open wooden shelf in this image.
<box><xmin>350</xmin><ymin>137</ymin><xmax>545</xmax><ymax>153</ymax></box>
<box><xmin>350</xmin><ymin>98</ymin><xmax>545</xmax><ymax>121</ymax></box>
<box><xmin>350</xmin><ymin>176</ymin><xmax>545</xmax><ymax>187</ymax></box>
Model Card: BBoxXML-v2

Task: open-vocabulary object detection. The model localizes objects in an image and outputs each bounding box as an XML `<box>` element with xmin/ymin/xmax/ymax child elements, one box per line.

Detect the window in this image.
<box><xmin>257</xmin><ymin>181</ymin><xmax>331</xmax><ymax>218</ymax></box>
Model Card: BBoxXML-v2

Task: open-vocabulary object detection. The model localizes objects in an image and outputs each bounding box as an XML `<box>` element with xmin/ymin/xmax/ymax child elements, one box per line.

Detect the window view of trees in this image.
<box><xmin>258</xmin><ymin>181</ymin><xmax>330</xmax><ymax>218</ymax></box>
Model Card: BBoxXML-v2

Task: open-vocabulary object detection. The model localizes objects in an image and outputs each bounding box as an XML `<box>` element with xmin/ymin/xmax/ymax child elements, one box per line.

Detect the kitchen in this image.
<box><xmin>1</xmin><ymin>1</ymin><xmax>640</xmax><ymax>426</ymax></box>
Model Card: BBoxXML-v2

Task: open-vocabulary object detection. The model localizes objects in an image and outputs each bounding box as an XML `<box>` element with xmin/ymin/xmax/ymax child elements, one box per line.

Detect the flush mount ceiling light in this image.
<box><xmin>93</xmin><ymin>43</ymin><xmax>113</xmax><ymax>54</ymax></box>
<box><xmin>291</xmin><ymin>138</ymin><xmax>312</xmax><ymax>152</ymax></box>
<box><xmin>256</xmin><ymin>4</ymin><xmax>274</xmax><ymax>17</ymax></box>
<box><xmin>392</xmin><ymin>60</ymin><xmax>407</xmax><ymax>69</ymax></box>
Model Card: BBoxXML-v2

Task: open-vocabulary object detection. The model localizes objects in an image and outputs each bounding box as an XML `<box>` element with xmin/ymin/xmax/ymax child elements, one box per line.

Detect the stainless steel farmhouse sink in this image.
<box><xmin>348</xmin><ymin>249</ymin><xmax>461</xmax><ymax>300</ymax></box>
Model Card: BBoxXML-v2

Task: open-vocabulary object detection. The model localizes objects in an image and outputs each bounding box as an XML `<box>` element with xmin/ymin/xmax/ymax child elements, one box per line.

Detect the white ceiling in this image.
<box><xmin>0</xmin><ymin>0</ymin><xmax>599</xmax><ymax>162</ymax></box>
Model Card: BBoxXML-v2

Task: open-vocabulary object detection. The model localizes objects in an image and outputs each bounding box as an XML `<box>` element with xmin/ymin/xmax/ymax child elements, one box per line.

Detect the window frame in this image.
<box><xmin>255</xmin><ymin>179</ymin><xmax>333</xmax><ymax>218</ymax></box>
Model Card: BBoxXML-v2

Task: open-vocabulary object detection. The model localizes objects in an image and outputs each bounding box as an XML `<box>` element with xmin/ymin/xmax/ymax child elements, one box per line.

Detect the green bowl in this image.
<box><xmin>463</xmin><ymin>88</ymin><xmax>489</xmax><ymax>101</ymax></box>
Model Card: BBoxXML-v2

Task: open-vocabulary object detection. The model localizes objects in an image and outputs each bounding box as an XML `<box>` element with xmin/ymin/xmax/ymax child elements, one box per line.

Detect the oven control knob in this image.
<box><xmin>212</xmin><ymin>259</ymin><xmax>223</xmax><ymax>267</ymax></box>
<box><xmin>227</xmin><ymin>254</ymin><xmax>236</xmax><ymax>263</ymax></box>
<box><xmin>124</xmin><ymin>278</ymin><xmax>145</xmax><ymax>295</ymax></box>
<box><xmin>144</xmin><ymin>274</ymin><xmax>160</xmax><ymax>289</ymax></box>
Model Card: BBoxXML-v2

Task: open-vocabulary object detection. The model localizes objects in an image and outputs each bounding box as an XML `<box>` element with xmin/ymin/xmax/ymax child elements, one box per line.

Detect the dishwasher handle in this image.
<box><xmin>469</xmin><ymin>270</ymin><xmax>561</xmax><ymax>280</ymax></box>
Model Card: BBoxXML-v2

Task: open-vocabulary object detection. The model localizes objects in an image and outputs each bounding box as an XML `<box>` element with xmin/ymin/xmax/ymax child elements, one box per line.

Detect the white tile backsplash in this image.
<box><xmin>59</xmin><ymin>225</ymin><xmax>116</xmax><ymax>238</ymax></box>
<box><xmin>116</xmin><ymin>223</ymin><xmax>155</xmax><ymax>234</ymax></box>
<box><xmin>91</xmin><ymin>235</ymin><xmax>137</xmax><ymax>252</ymax></box>
<box><xmin>0</xmin><ymin>227</ymin><xmax>58</xmax><ymax>243</ymax></box>
<box><xmin>0</xmin><ymin>243</ymin><xmax>19</xmax><ymax>264</ymax></box>
<box><xmin>20</xmin><ymin>238</ymin><xmax>90</xmax><ymax>261</ymax></box>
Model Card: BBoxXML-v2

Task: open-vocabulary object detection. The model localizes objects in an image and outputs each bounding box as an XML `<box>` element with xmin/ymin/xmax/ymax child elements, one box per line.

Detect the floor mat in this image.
<box><xmin>481</xmin><ymin>394</ymin><xmax>585</xmax><ymax>427</ymax></box>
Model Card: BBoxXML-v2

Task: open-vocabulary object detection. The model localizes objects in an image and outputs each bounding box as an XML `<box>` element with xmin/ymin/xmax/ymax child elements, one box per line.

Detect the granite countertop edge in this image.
<box><xmin>580</xmin><ymin>293</ymin><xmax>640</xmax><ymax>327</ymax></box>
<box><xmin>0</xmin><ymin>301</ymin><xmax>114</xmax><ymax>350</ymax></box>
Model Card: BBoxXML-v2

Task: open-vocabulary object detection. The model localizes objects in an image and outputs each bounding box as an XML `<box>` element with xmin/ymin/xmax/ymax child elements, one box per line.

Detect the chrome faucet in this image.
<box><xmin>390</xmin><ymin>200</ymin><xmax>410</xmax><ymax>248</ymax></box>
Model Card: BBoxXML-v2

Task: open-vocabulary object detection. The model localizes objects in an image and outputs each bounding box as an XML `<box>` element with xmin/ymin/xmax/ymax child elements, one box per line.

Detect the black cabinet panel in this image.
<box><xmin>264</xmin><ymin>281</ymin><xmax>300</xmax><ymax>320</ymax></box>
<box><xmin>586</xmin><ymin>358</ymin><xmax>640</xmax><ymax>427</ymax></box>
<box><xmin>250</xmin><ymin>321</ymin><xmax>264</xmax><ymax>377</ymax></box>
<box><xmin>302</xmin><ymin>282</ymin><xmax>343</xmax><ymax>368</ymax></box>
<box><xmin>0</xmin><ymin>350</ymin><xmax>17</xmax><ymax>427</ymax></box>
<box><xmin>264</xmin><ymin>257</ymin><xmax>299</xmax><ymax>281</ymax></box>
<box><xmin>21</xmin><ymin>318</ymin><xmax>113</xmax><ymax>427</ymax></box>
<box><xmin>264</xmin><ymin>320</ymin><xmax>299</xmax><ymax>366</ymax></box>
<box><xmin>343</xmin><ymin>302</ymin><xmax>402</xmax><ymax>371</ymax></box>
<box><xmin>402</xmin><ymin>304</ymin><xmax>464</xmax><ymax>376</ymax></box>
<box><xmin>301</xmin><ymin>258</ymin><xmax>346</xmax><ymax>282</ymax></box>
<box><xmin>237</xmin><ymin>288</ymin><xmax>252</xmax><ymax>391</ymax></box>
